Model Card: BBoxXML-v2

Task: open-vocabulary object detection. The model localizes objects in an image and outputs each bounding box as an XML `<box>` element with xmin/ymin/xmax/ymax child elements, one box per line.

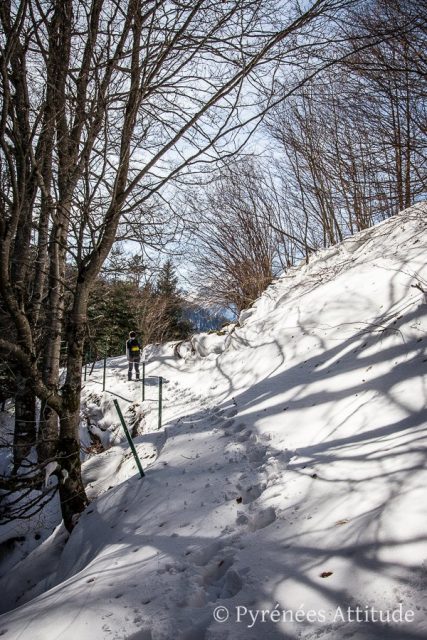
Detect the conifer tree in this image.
<box><xmin>86</xmin><ymin>280</ymin><xmax>140</xmax><ymax>358</ymax></box>
<box><xmin>156</xmin><ymin>261</ymin><xmax>192</xmax><ymax>341</ymax></box>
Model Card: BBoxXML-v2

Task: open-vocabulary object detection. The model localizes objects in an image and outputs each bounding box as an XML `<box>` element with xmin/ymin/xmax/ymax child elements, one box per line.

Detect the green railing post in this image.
<box><xmin>142</xmin><ymin>362</ymin><xmax>145</xmax><ymax>402</ymax></box>
<box><xmin>84</xmin><ymin>356</ymin><xmax>87</xmax><ymax>382</ymax></box>
<box><xmin>88</xmin><ymin>347</ymin><xmax>92</xmax><ymax>375</ymax></box>
<box><xmin>158</xmin><ymin>375</ymin><xmax>163</xmax><ymax>430</ymax></box>
<box><xmin>102</xmin><ymin>352</ymin><xmax>107</xmax><ymax>391</ymax></box>
<box><xmin>113</xmin><ymin>399</ymin><xmax>145</xmax><ymax>479</ymax></box>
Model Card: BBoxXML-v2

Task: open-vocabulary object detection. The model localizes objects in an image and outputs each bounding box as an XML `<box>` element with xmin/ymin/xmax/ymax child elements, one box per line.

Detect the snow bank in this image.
<box><xmin>190</xmin><ymin>331</ymin><xmax>228</xmax><ymax>357</ymax></box>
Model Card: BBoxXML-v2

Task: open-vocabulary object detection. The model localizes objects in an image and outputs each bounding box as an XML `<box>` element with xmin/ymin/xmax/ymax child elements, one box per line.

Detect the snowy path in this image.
<box><xmin>1</xmin><ymin>205</ymin><xmax>427</xmax><ymax>639</ymax></box>
<box><xmin>0</xmin><ymin>378</ymin><xmax>297</xmax><ymax>639</ymax></box>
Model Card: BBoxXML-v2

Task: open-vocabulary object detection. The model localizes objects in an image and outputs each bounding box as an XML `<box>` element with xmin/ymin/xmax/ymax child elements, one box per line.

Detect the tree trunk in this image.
<box><xmin>13</xmin><ymin>373</ymin><xmax>36</xmax><ymax>473</ymax></box>
<box><xmin>56</xmin><ymin>429</ymin><xmax>88</xmax><ymax>531</ymax></box>
<box><xmin>37</xmin><ymin>402</ymin><xmax>59</xmax><ymax>463</ymax></box>
<box><xmin>57</xmin><ymin>303</ymin><xmax>90</xmax><ymax>531</ymax></box>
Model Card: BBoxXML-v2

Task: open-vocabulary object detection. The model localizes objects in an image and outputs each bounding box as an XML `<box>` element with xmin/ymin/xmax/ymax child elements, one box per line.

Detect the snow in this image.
<box><xmin>190</xmin><ymin>332</ymin><xmax>229</xmax><ymax>357</ymax></box>
<box><xmin>1</xmin><ymin>203</ymin><xmax>427</xmax><ymax>639</ymax></box>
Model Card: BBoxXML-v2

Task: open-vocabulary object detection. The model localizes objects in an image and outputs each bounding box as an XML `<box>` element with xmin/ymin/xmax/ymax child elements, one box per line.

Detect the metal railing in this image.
<box><xmin>82</xmin><ymin>354</ymin><xmax>164</xmax><ymax>480</ymax></box>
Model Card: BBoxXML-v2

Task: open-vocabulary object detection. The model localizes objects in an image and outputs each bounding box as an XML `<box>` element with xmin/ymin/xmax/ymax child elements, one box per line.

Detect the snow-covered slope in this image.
<box><xmin>1</xmin><ymin>204</ymin><xmax>426</xmax><ymax>640</ymax></box>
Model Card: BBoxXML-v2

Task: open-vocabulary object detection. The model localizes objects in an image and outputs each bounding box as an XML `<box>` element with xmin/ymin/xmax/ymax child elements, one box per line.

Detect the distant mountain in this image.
<box><xmin>181</xmin><ymin>302</ymin><xmax>231</xmax><ymax>332</ymax></box>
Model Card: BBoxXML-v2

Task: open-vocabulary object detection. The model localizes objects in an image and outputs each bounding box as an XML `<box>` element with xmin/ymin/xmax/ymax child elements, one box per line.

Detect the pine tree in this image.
<box><xmin>86</xmin><ymin>280</ymin><xmax>140</xmax><ymax>357</ymax></box>
<box><xmin>156</xmin><ymin>260</ymin><xmax>192</xmax><ymax>341</ymax></box>
<box><xmin>156</xmin><ymin>259</ymin><xmax>179</xmax><ymax>298</ymax></box>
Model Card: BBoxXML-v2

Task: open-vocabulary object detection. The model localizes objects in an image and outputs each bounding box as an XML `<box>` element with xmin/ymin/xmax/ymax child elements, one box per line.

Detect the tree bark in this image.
<box><xmin>13</xmin><ymin>373</ymin><xmax>36</xmax><ymax>473</ymax></box>
<box><xmin>37</xmin><ymin>403</ymin><xmax>59</xmax><ymax>464</ymax></box>
<box><xmin>56</xmin><ymin>433</ymin><xmax>88</xmax><ymax>531</ymax></box>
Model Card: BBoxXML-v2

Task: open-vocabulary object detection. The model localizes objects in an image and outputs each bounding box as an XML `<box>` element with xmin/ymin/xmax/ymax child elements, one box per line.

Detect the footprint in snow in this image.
<box><xmin>186</xmin><ymin>540</ymin><xmax>223</xmax><ymax>566</ymax></box>
<box><xmin>235</xmin><ymin>479</ymin><xmax>266</xmax><ymax>504</ymax></box>
<box><xmin>236</xmin><ymin>512</ymin><xmax>249</xmax><ymax>525</ymax></box>
<box><xmin>202</xmin><ymin>555</ymin><xmax>234</xmax><ymax>585</ymax></box>
<box><xmin>202</xmin><ymin>555</ymin><xmax>244</xmax><ymax>600</ymax></box>
<box><xmin>247</xmin><ymin>445</ymin><xmax>267</xmax><ymax>463</ymax></box>
<box><xmin>132</xmin><ymin>629</ymin><xmax>152</xmax><ymax>640</ymax></box>
<box><xmin>220</xmin><ymin>568</ymin><xmax>243</xmax><ymax>598</ymax></box>
<box><xmin>231</xmin><ymin>422</ymin><xmax>246</xmax><ymax>433</ymax></box>
<box><xmin>224</xmin><ymin>442</ymin><xmax>247</xmax><ymax>462</ymax></box>
<box><xmin>248</xmin><ymin>506</ymin><xmax>277</xmax><ymax>531</ymax></box>
<box><xmin>236</xmin><ymin>430</ymin><xmax>252</xmax><ymax>442</ymax></box>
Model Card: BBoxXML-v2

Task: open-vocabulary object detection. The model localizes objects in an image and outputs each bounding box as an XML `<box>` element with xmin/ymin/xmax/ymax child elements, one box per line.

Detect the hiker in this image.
<box><xmin>126</xmin><ymin>331</ymin><xmax>141</xmax><ymax>381</ymax></box>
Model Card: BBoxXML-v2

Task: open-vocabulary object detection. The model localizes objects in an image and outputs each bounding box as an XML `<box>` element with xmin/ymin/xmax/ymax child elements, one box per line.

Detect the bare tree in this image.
<box><xmin>265</xmin><ymin>0</ymin><xmax>427</xmax><ymax>259</ymax></box>
<box><xmin>188</xmin><ymin>160</ymin><xmax>281</xmax><ymax>313</ymax></box>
